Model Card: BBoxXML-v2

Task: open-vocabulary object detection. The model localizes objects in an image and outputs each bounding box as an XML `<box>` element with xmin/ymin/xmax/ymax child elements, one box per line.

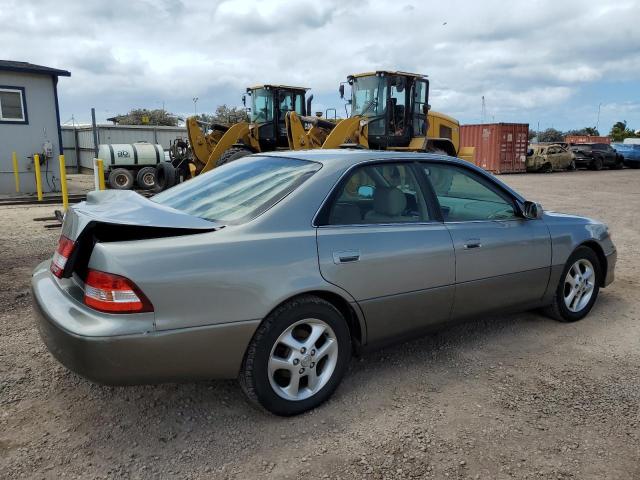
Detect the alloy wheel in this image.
<box><xmin>268</xmin><ymin>319</ymin><xmax>338</xmax><ymax>401</ymax></box>
<box><xmin>563</xmin><ymin>259</ymin><xmax>595</xmax><ymax>313</ymax></box>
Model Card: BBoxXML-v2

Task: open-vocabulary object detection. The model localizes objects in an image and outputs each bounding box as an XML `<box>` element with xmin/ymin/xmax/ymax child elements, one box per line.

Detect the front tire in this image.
<box><xmin>218</xmin><ymin>146</ymin><xmax>253</xmax><ymax>167</ymax></box>
<box><xmin>543</xmin><ymin>246</ymin><xmax>601</xmax><ymax>322</ymax></box>
<box><xmin>239</xmin><ymin>295</ymin><xmax>351</xmax><ymax>416</ymax></box>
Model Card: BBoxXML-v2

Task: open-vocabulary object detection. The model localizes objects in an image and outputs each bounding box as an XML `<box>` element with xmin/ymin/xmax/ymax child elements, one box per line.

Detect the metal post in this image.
<box><xmin>96</xmin><ymin>158</ymin><xmax>106</xmax><ymax>190</ymax></box>
<box><xmin>59</xmin><ymin>155</ymin><xmax>69</xmax><ymax>211</ymax></box>
<box><xmin>33</xmin><ymin>154</ymin><xmax>43</xmax><ymax>201</ymax></box>
<box><xmin>12</xmin><ymin>151</ymin><xmax>19</xmax><ymax>193</ymax></box>
<box><xmin>74</xmin><ymin>126</ymin><xmax>81</xmax><ymax>173</ymax></box>
<box><xmin>91</xmin><ymin>107</ymin><xmax>99</xmax><ymax>157</ymax></box>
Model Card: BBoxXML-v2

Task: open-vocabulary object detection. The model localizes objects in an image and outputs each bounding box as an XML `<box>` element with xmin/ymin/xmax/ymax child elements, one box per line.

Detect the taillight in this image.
<box><xmin>83</xmin><ymin>269</ymin><xmax>153</xmax><ymax>313</ymax></box>
<box><xmin>50</xmin><ymin>236</ymin><xmax>75</xmax><ymax>278</ymax></box>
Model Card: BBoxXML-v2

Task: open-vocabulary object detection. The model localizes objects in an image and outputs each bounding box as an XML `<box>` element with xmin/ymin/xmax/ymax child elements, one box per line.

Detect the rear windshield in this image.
<box><xmin>152</xmin><ymin>156</ymin><xmax>321</xmax><ymax>224</ymax></box>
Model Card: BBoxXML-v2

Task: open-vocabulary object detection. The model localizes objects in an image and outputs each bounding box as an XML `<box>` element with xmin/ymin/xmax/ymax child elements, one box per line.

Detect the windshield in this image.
<box><xmin>250</xmin><ymin>88</ymin><xmax>274</xmax><ymax>123</ymax></box>
<box><xmin>153</xmin><ymin>156</ymin><xmax>321</xmax><ymax>224</ymax></box>
<box><xmin>351</xmin><ymin>75</ymin><xmax>386</xmax><ymax>118</ymax></box>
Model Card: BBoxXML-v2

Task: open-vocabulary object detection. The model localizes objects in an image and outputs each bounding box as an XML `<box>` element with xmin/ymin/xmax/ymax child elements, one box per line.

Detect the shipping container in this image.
<box><xmin>459</xmin><ymin>123</ymin><xmax>529</xmax><ymax>173</ymax></box>
<box><xmin>564</xmin><ymin>135</ymin><xmax>611</xmax><ymax>145</ymax></box>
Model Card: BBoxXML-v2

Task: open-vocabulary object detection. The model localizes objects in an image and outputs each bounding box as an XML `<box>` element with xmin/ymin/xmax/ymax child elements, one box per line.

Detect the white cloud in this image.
<box><xmin>1</xmin><ymin>0</ymin><xmax>639</xmax><ymax>130</ymax></box>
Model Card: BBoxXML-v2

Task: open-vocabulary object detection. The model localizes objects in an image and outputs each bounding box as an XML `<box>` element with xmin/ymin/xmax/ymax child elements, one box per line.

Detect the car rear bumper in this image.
<box><xmin>32</xmin><ymin>262</ymin><xmax>259</xmax><ymax>385</ymax></box>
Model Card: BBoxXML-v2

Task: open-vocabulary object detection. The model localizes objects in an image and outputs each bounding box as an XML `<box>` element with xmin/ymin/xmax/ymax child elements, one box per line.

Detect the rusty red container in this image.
<box><xmin>460</xmin><ymin>123</ymin><xmax>529</xmax><ymax>173</ymax></box>
<box><xmin>564</xmin><ymin>135</ymin><xmax>611</xmax><ymax>145</ymax></box>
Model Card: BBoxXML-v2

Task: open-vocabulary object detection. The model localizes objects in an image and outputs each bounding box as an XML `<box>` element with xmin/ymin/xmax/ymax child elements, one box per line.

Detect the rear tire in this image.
<box><xmin>136</xmin><ymin>166</ymin><xmax>157</xmax><ymax>190</ymax></box>
<box><xmin>567</xmin><ymin>160</ymin><xmax>576</xmax><ymax>171</ymax></box>
<box><xmin>108</xmin><ymin>168</ymin><xmax>134</xmax><ymax>190</ymax></box>
<box><xmin>218</xmin><ymin>147</ymin><xmax>253</xmax><ymax>167</ymax></box>
<box><xmin>239</xmin><ymin>295</ymin><xmax>351</xmax><ymax>416</ymax></box>
<box><xmin>613</xmin><ymin>158</ymin><xmax>624</xmax><ymax>170</ymax></box>
<box><xmin>543</xmin><ymin>246</ymin><xmax>601</xmax><ymax>322</ymax></box>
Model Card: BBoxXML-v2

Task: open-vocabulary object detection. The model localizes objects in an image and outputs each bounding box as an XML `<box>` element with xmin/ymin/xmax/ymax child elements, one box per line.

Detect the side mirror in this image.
<box><xmin>358</xmin><ymin>185</ymin><xmax>374</xmax><ymax>198</ymax></box>
<box><xmin>523</xmin><ymin>201</ymin><xmax>543</xmax><ymax>220</ymax></box>
<box><xmin>339</xmin><ymin>84</ymin><xmax>345</xmax><ymax>99</ymax></box>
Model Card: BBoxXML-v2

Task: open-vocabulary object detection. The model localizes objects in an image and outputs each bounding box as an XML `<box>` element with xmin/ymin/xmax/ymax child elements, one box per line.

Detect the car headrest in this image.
<box><xmin>373</xmin><ymin>187</ymin><xmax>406</xmax><ymax>216</ymax></box>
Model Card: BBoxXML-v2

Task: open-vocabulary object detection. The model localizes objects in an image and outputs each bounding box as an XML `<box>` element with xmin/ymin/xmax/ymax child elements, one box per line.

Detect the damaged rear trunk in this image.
<box><xmin>58</xmin><ymin>190</ymin><xmax>218</xmax><ymax>279</ymax></box>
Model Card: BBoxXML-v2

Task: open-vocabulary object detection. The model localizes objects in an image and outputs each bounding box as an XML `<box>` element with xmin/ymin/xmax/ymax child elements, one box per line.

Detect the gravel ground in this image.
<box><xmin>1</xmin><ymin>169</ymin><xmax>639</xmax><ymax>479</ymax></box>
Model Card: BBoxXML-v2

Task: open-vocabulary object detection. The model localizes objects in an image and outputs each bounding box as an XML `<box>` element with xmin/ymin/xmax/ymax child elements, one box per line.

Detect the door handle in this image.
<box><xmin>333</xmin><ymin>250</ymin><xmax>360</xmax><ymax>264</ymax></box>
<box><xmin>463</xmin><ymin>239</ymin><xmax>482</xmax><ymax>249</ymax></box>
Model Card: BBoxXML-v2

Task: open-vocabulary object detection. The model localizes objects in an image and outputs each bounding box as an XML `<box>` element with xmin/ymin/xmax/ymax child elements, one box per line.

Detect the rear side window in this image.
<box><xmin>153</xmin><ymin>156</ymin><xmax>320</xmax><ymax>224</ymax></box>
<box><xmin>423</xmin><ymin>164</ymin><xmax>518</xmax><ymax>222</ymax></box>
<box><xmin>322</xmin><ymin>163</ymin><xmax>431</xmax><ymax>225</ymax></box>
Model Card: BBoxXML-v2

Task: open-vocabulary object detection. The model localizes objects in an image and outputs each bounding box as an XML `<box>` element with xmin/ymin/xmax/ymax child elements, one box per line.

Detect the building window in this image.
<box><xmin>0</xmin><ymin>87</ymin><xmax>27</xmax><ymax>123</ymax></box>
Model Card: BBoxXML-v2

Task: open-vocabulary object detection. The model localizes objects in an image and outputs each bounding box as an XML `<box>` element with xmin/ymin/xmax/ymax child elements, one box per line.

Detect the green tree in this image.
<box><xmin>196</xmin><ymin>105</ymin><xmax>249</xmax><ymax>126</ymax></box>
<box><xmin>113</xmin><ymin>108</ymin><xmax>179</xmax><ymax>126</ymax></box>
<box><xmin>609</xmin><ymin>121</ymin><xmax>638</xmax><ymax>142</ymax></box>
<box><xmin>566</xmin><ymin>127</ymin><xmax>600</xmax><ymax>136</ymax></box>
<box><xmin>537</xmin><ymin>128</ymin><xmax>564</xmax><ymax>143</ymax></box>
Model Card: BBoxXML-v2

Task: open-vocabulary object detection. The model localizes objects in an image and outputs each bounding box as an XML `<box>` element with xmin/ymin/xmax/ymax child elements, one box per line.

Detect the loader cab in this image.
<box><xmin>247</xmin><ymin>85</ymin><xmax>308</xmax><ymax>150</ymax></box>
<box><xmin>348</xmin><ymin>71</ymin><xmax>429</xmax><ymax>149</ymax></box>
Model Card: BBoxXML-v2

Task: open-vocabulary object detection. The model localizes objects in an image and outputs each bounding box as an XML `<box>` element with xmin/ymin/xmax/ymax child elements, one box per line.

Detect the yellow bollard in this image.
<box><xmin>96</xmin><ymin>158</ymin><xmax>106</xmax><ymax>190</ymax></box>
<box><xmin>33</xmin><ymin>154</ymin><xmax>43</xmax><ymax>201</ymax></box>
<box><xmin>59</xmin><ymin>155</ymin><xmax>69</xmax><ymax>211</ymax></box>
<box><xmin>12</xmin><ymin>151</ymin><xmax>19</xmax><ymax>193</ymax></box>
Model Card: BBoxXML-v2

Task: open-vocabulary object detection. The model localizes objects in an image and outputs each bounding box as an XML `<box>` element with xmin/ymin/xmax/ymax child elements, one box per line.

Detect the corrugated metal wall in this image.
<box><xmin>460</xmin><ymin>123</ymin><xmax>529</xmax><ymax>174</ymax></box>
<box><xmin>61</xmin><ymin>125</ymin><xmax>186</xmax><ymax>172</ymax></box>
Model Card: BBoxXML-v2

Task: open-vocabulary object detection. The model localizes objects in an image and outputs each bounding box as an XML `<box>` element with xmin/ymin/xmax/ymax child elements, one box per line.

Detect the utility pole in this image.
<box><xmin>193</xmin><ymin>97</ymin><xmax>199</xmax><ymax>116</ymax></box>
<box><xmin>596</xmin><ymin>103</ymin><xmax>602</xmax><ymax>132</ymax></box>
<box><xmin>481</xmin><ymin>96</ymin><xmax>486</xmax><ymax>124</ymax></box>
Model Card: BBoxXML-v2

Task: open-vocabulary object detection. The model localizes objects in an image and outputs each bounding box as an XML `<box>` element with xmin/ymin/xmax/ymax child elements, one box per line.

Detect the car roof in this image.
<box><xmin>260</xmin><ymin>148</ymin><xmax>466</xmax><ymax>167</ymax></box>
<box><xmin>259</xmin><ymin>149</ymin><xmax>526</xmax><ymax>203</ymax></box>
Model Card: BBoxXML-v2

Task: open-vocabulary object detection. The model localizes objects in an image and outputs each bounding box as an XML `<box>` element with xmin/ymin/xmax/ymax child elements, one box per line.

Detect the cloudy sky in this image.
<box><xmin>2</xmin><ymin>0</ymin><xmax>639</xmax><ymax>133</ymax></box>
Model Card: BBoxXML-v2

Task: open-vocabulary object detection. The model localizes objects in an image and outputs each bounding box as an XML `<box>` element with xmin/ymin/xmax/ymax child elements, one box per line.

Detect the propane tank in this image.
<box><xmin>97</xmin><ymin>142</ymin><xmax>164</xmax><ymax>167</ymax></box>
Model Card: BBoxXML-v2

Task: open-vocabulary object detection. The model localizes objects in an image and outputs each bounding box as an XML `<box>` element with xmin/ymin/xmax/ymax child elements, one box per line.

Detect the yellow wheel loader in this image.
<box><xmin>156</xmin><ymin>84</ymin><xmax>338</xmax><ymax>190</ymax></box>
<box><xmin>318</xmin><ymin>71</ymin><xmax>474</xmax><ymax>161</ymax></box>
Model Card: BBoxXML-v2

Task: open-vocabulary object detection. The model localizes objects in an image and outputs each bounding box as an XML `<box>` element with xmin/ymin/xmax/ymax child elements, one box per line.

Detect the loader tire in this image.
<box><xmin>218</xmin><ymin>147</ymin><xmax>253</xmax><ymax>166</ymax></box>
<box><xmin>155</xmin><ymin>162</ymin><xmax>177</xmax><ymax>191</ymax></box>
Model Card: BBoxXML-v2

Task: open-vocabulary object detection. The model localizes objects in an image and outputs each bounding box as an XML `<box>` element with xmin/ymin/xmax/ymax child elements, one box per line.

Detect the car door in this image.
<box><xmin>420</xmin><ymin>162</ymin><xmax>552</xmax><ymax>319</ymax></box>
<box><xmin>315</xmin><ymin>162</ymin><xmax>455</xmax><ymax>346</ymax></box>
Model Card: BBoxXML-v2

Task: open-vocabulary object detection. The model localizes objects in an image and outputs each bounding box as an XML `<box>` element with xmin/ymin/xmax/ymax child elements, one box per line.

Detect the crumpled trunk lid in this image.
<box><xmin>59</xmin><ymin>190</ymin><xmax>218</xmax><ymax>279</ymax></box>
<box><xmin>62</xmin><ymin>190</ymin><xmax>218</xmax><ymax>241</ymax></box>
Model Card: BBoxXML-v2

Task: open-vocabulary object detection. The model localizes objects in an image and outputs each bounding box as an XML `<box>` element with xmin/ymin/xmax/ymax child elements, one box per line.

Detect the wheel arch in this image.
<box><xmin>576</xmin><ymin>240</ymin><xmax>607</xmax><ymax>286</ymax></box>
<box><xmin>262</xmin><ymin>290</ymin><xmax>364</xmax><ymax>353</ymax></box>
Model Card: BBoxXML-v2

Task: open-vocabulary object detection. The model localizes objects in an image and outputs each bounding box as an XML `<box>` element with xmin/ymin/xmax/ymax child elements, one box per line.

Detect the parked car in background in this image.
<box><xmin>570</xmin><ymin>143</ymin><xmax>624</xmax><ymax>170</ymax></box>
<box><xmin>32</xmin><ymin>150</ymin><xmax>617</xmax><ymax>416</ymax></box>
<box><xmin>612</xmin><ymin>142</ymin><xmax>640</xmax><ymax>169</ymax></box>
<box><xmin>526</xmin><ymin>143</ymin><xmax>575</xmax><ymax>172</ymax></box>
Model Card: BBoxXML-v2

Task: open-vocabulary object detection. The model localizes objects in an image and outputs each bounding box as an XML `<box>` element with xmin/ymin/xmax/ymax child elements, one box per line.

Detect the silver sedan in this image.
<box><xmin>32</xmin><ymin>150</ymin><xmax>616</xmax><ymax>415</ymax></box>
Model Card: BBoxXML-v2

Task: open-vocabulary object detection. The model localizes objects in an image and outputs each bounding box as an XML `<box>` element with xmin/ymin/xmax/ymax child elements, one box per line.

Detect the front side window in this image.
<box><xmin>250</xmin><ymin>88</ymin><xmax>274</xmax><ymax>123</ymax></box>
<box><xmin>423</xmin><ymin>164</ymin><xmax>518</xmax><ymax>221</ymax></box>
<box><xmin>350</xmin><ymin>75</ymin><xmax>387</xmax><ymax>136</ymax></box>
<box><xmin>153</xmin><ymin>156</ymin><xmax>320</xmax><ymax>225</ymax></box>
<box><xmin>0</xmin><ymin>87</ymin><xmax>26</xmax><ymax>122</ymax></box>
<box><xmin>324</xmin><ymin>163</ymin><xmax>430</xmax><ymax>225</ymax></box>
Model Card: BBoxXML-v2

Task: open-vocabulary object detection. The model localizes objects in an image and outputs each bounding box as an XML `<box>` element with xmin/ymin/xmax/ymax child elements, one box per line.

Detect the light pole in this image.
<box><xmin>193</xmin><ymin>97</ymin><xmax>199</xmax><ymax>116</ymax></box>
<box><xmin>596</xmin><ymin>103</ymin><xmax>602</xmax><ymax>132</ymax></box>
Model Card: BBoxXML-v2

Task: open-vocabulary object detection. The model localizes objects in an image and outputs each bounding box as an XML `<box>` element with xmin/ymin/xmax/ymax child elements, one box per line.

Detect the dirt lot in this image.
<box><xmin>1</xmin><ymin>169</ymin><xmax>639</xmax><ymax>479</ymax></box>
